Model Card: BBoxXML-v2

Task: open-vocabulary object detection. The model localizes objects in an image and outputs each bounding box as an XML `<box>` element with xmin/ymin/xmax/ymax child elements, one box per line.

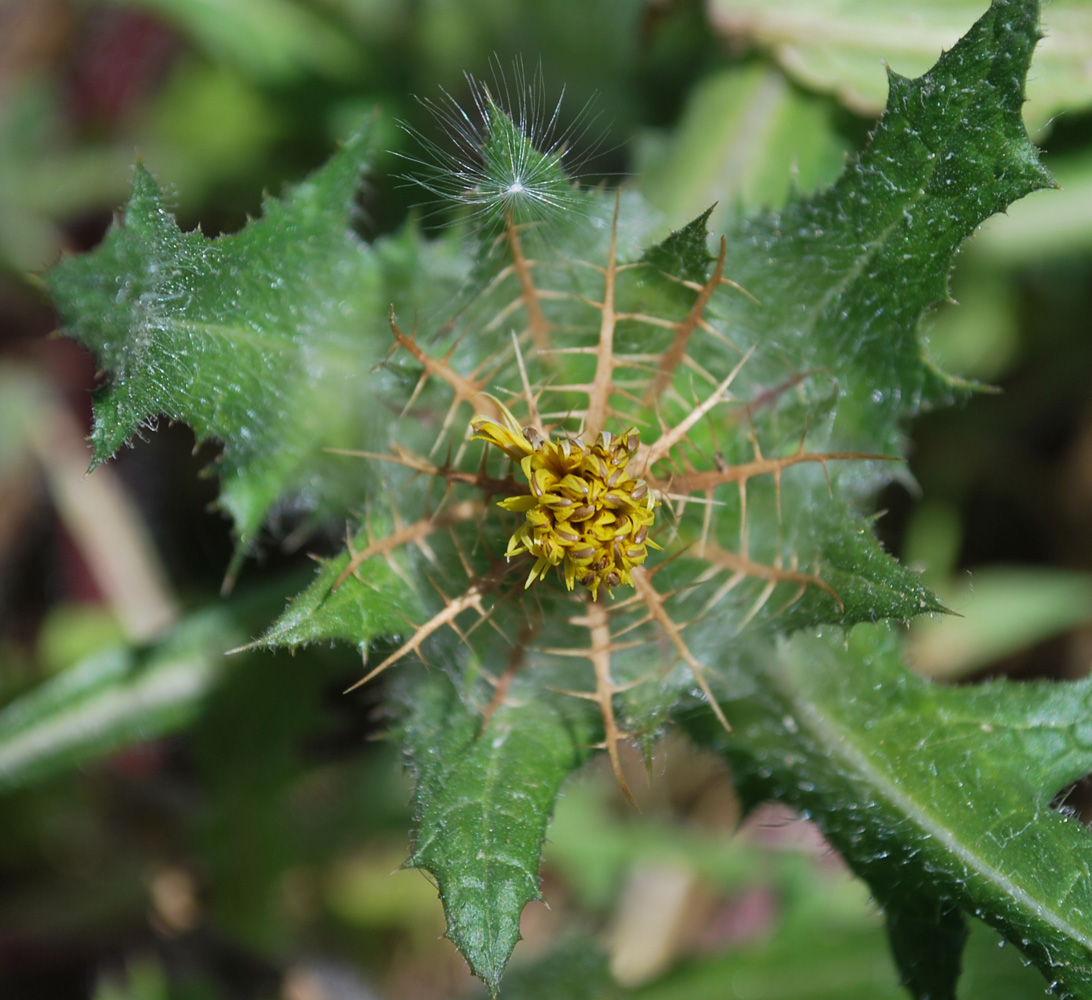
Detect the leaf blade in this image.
<box><xmin>47</xmin><ymin>127</ymin><xmax>391</xmax><ymax>548</ymax></box>
<box><xmin>694</xmin><ymin>624</ymin><xmax>1092</xmax><ymax>999</ymax></box>
<box><xmin>402</xmin><ymin>673</ymin><xmax>593</xmax><ymax>995</ymax></box>
<box><xmin>0</xmin><ymin>606</ymin><xmax>242</xmax><ymax>791</ymax></box>
<box><xmin>715</xmin><ymin>0</ymin><xmax>1054</xmax><ymax>444</ymax></box>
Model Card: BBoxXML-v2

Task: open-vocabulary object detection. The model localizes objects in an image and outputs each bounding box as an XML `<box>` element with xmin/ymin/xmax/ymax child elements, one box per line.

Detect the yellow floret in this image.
<box><xmin>470</xmin><ymin>404</ymin><xmax>659</xmax><ymax>600</ymax></box>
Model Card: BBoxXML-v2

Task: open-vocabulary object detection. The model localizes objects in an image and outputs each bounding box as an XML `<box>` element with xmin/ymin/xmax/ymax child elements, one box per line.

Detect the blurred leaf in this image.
<box><xmin>638</xmin><ymin>62</ymin><xmax>853</xmax><ymax>229</ymax></box>
<box><xmin>93</xmin><ymin>958</ymin><xmax>170</xmax><ymax>1000</ymax></box>
<box><xmin>900</xmin><ymin>501</ymin><xmax>964</xmax><ymax>588</ymax></box>
<box><xmin>958</xmin><ymin>920</ymin><xmax>1058</xmax><ymax>999</ymax></box>
<box><xmin>0</xmin><ymin>84</ymin><xmax>70</xmax><ymax>274</ymax></box>
<box><xmin>629</xmin><ymin>916</ymin><xmax>1046</xmax><ymax>1000</ymax></box>
<box><xmin>119</xmin><ymin>0</ymin><xmax>360</xmax><ymax>81</ymax></box>
<box><xmin>141</xmin><ymin>60</ymin><xmax>283</xmax><ymax>199</ymax></box>
<box><xmin>922</xmin><ymin>258</ymin><xmax>1021</xmax><ymax>381</ymax></box>
<box><xmin>706</xmin><ymin>0</ymin><xmax>1092</xmax><ymax>134</ymax></box>
<box><xmin>0</xmin><ymin>65</ymin><xmax>282</xmax><ymax>276</ymax></box>
<box><xmin>545</xmin><ymin>778</ymin><xmax>871</xmax><ymax>916</ymax></box>
<box><xmin>0</xmin><ymin>605</ymin><xmax>242</xmax><ymax>792</ymax></box>
<box><xmin>35</xmin><ymin>604</ymin><xmax>126</xmax><ymax>675</ymax></box>
<box><xmin>0</xmin><ymin>367</ymin><xmax>49</xmax><ymax>472</ymax></box>
<box><xmin>693</xmin><ymin>623</ymin><xmax>1092</xmax><ymax>998</ymax></box>
<box><xmin>909</xmin><ymin>567</ymin><xmax>1092</xmax><ymax>680</ymax></box>
<box><xmin>460</xmin><ymin>937</ymin><xmax>615</xmax><ymax>1000</ymax></box>
<box><xmin>324</xmin><ymin>843</ymin><xmax>446</xmax><ymax>936</ymax></box>
<box><xmin>631</xmin><ymin>923</ymin><xmax>905</xmax><ymax>1000</ymax></box>
<box><xmin>189</xmin><ymin>628</ymin><xmax>359</xmax><ymax>951</ymax></box>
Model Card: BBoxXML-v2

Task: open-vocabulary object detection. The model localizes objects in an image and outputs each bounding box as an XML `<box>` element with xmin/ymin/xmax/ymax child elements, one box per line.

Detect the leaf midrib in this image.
<box><xmin>780</xmin><ymin>660</ymin><xmax>1092</xmax><ymax>956</ymax></box>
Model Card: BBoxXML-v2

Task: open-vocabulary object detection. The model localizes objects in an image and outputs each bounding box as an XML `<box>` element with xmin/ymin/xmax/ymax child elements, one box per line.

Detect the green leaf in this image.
<box><xmin>632</xmin><ymin>924</ymin><xmax>906</xmax><ymax>1000</ymax></box>
<box><xmin>126</xmin><ymin>0</ymin><xmax>361</xmax><ymax>81</ymax></box>
<box><xmin>815</xmin><ymin>509</ymin><xmax>948</xmax><ymax>624</ymax></box>
<box><xmin>972</xmin><ymin>146</ymin><xmax>1092</xmax><ymax>264</ymax></box>
<box><xmin>883</xmin><ymin>900</ymin><xmax>967</xmax><ymax>1000</ymax></box>
<box><xmin>0</xmin><ymin>366</ymin><xmax>49</xmax><ymax>476</ymax></box>
<box><xmin>253</xmin><ymin>523</ymin><xmax>416</xmax><ymax>653</ymax></box>
<box><xmin>458</xmin><ymin>937</ymin><xmax>615</xmax><ymax>1000</ymax></box>
<box><xmin>909</xmin><ymin>567</ymin><xmax>1092</xmax><ymax>680</ymax></box>
<box><xmin>640</xmin><ymin>205</ymin><xmax>716</xmax><ymax>282</ymax></box>
<box><xmin>714</xmin><ymin>0</ymin><xmax>1055</xmax><ymax>445</ymax></box>
<box><xmin>47</xmin><ymin>127</ymin><xmax>390</xmax><ymax>554</ymax></box>
<box><xmin>630</xmin><ymin>918</ymin><xmax>1047</xmax><ymax>1000</ymax></box>
<box><xmin>44</xmin><ymin>2</ymin><xmax>1060</xmax><ymax>993</ymax></box>
<box><xmin>638</xmin><ymin>62</ymin><xmax>855</xmax><ymax>227</ymax></box>
<box><xmin>690</xmin><ymin>623</ymin><xmax>1092</xmax><ymax>999</ymax></box>
<box><xmin>257</xmin><ymin>5</ymin><xmax>1046</xmax><ymax>987</ymax></box>
<box><xmin>706</xmin><ymin>0</ymin><xmax>1092</xmax><ymax>134</ymax></box>
<box><xmin>0</xmin><ymin>605</ymin><xmax>243</xmax><ymax>791</ymax></box>
<box><xmin>401</xmin><ymin>671</ymin><xmax>594</xmax><ymax>995</ymax></box>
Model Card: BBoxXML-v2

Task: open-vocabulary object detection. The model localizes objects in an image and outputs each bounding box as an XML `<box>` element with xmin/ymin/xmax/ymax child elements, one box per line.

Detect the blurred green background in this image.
<box><xmin>1</xmin><ymin>1</ymin><xmax>1091</xmax><ymax>997</ymax></box>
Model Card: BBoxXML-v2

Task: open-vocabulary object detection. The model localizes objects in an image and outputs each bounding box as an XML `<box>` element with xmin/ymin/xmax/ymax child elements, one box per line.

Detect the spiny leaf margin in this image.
<box><xmin>400</xmin><ymin>671</ymin><xmax>595</xmax><ymax>995</ymax></box>
<box><xmin>691</xmin><ymin>623</ymin><xmax>1092</xmax><ymax>1000</ymax></box>
<box><xmin>713</xmin><ymin>0</ymin><xmax>1054</xmax><ymax>448</ymax></box>
<box><xmin>46</xmin><ymin>126</ymin><xmax>391</xmax><ymax>552</ymax></box>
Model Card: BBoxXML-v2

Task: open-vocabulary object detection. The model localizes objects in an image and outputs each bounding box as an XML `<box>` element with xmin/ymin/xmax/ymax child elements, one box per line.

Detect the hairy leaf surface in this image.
<box><xmin>258</xmin><ymin>1</ymin><xmax>1049</xmax><ymax>989</ymax></box>
<box><xmin>692</xmin><ymin>623</ymin><xmax>1092</xmax><ymax>999</ymax></box>
<box><xmin>712</xmin><ymin>0</ymin><xmax>1053</xmax><ymax>444</ymax></box>
<box><xmin>48</xmin><ymin>128</ymin><xmax>394</xmax><ymax>556</ymax></box>
<box><xmin>402</xmin><ymin>672</ymin><xmax>594</xmax><ymax>994</ymax></box>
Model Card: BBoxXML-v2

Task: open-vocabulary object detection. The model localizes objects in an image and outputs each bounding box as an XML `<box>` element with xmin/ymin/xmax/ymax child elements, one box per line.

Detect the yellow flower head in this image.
<box><xmin>470</xmin><ymin>404</ymin><xmax>660</xmax><ymax>600</ymax></box>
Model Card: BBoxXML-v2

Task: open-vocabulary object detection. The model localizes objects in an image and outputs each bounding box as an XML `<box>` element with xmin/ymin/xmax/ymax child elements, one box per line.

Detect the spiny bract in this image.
<box><xmin>327</xmin><ymin>73</ymin><xmax>884</xmax><ymax>800</ymax></box>
<box><xmin>331</xmin><ymin>210</ymin><xmax>874</xmax><ymax>800</ymax></box>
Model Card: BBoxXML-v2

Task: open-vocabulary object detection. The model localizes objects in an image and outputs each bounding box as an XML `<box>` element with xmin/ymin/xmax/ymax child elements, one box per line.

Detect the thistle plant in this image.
<box><xmin>38</xmin><ymin>2</ymin><xmax>1092</xmax><ymax>997</ymax></box>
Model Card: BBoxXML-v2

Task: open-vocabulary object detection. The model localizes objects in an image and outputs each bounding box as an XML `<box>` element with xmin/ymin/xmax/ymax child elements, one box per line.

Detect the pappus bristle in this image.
<box><xmin>395</xmin><ymin>59</ymin><xmax>602</xmax><ymax>231</ymax></box>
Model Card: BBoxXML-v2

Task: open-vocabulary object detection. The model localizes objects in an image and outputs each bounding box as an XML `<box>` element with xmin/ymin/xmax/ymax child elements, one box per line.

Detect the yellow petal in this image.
<box><xmin>498</xmin><ymin>494</ymin><xmax>538</xmax><ymax>512</ymax></box>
